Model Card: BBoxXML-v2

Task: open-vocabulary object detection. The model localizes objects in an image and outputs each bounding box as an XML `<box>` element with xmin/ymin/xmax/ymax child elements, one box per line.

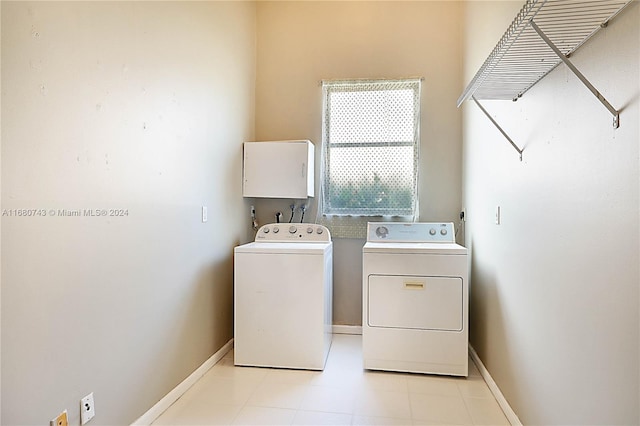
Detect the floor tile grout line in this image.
<box><xmin>227</xmin><ymin>364</ymin><xmax>266</xmax><ymax>426</ymax></box>
<box><xmin>459</xmin><ymin>382</ymin><xmax>481</xmax><ymax>426</ymax></box>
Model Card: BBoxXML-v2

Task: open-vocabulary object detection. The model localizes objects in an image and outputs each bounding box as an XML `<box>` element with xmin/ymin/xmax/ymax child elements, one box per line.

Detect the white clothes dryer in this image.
<box><xmin>362</xmin><ymin>222</ymin><xmax>468</xmax><ymax>376</ymax></box>
<box><xmin>234</xmin><ymin>223</ymin><xmax>332</xmax><ymax>370</ymax></box>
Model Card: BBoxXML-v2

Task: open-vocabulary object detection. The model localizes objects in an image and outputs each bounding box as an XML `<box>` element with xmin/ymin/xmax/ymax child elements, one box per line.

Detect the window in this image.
<box><xmin>320</xmin><ymin>79</ymin><xmax>421</xmax><ymax>219</ymax></box>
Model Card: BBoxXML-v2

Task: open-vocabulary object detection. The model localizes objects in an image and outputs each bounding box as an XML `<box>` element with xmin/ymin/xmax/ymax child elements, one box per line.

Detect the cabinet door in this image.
<box><xmin>243</xmin><ymin>141</ymin><xmax>314</xmax><ymax>198</ymax></box>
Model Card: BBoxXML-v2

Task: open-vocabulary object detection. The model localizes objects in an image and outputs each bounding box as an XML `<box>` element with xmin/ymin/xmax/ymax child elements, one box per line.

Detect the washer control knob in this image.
<box><xmin>289</xmin><ymin>226</ymin><xmax>297</xmax><ymax>234</ymax></box>
<box><xmin>440</xmin><ymin>229</ymin><xmax>448</xmax><ymax>236</ymax></box>
<box><xmin>316</xmin><ymin>228</ymin><xmax>324</xmax><ymax>234</ymax></box>
<box><xmin>429</xmin><ymin>228</ymin><xmax>436</xmax><ymax>236</ymax></box>
<box><xmin>273</xmin><ymin>227</ymin><xmax>279</xmax><ymax>233</ymax></box>
<box><xmin>263</xmin><ymin>227</ymin><xmax>270</xmax><ymax>233</ymax></box>
<box><xmin>307</xmin><ymin>227</ymin><xmax>313</xmax><ymax>234</ymax></box>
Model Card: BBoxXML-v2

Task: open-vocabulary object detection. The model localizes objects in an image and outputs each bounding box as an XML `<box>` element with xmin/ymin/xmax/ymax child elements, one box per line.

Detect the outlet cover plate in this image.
<box><xmin>50</xmin><ymin>410</ymin><xmax>68</xmax><ymax>426</ymax></box>
<box><xmin>80</xmin><ymin>393</ymin><xmax>95</xmax><ymax>424</ymax></box>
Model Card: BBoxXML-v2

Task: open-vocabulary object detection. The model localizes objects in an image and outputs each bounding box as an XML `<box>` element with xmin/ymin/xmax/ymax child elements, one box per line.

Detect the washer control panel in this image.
<box><xmin>255</xmin><ymin>223</ymin><xmax>331</xmax><ymax>242</ymax></box>
<box><xmin>366</xmin><ymin>222</ymin><xmax>455</xmax><ymax>243</ymax></box>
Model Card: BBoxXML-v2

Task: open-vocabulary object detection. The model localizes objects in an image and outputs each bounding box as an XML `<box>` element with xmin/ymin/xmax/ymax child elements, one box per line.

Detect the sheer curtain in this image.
<box><xmin>317</xmin><ymin>79</ymin><xmax>421</xmax><ymax>238</ymax></box>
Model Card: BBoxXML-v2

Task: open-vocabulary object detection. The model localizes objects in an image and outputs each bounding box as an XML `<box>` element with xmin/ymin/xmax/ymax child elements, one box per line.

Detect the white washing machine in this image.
<box><xmin>362</xmin><ymin>222</ymin><xmax>468</xmax><ymax>376</ymax></box>
<box><xmin>234</xmin><ymin>223</ymin><xmax>332</xmax><ymax>370</ymax></box>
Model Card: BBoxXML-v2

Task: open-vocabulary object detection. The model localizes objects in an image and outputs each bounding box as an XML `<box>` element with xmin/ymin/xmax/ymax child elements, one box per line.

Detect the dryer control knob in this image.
<box><xmin>375</xmin><ymin>226</ymin><xmax>389</xmax><ymax>238</ymax></box>
<box><xmin>273</xmin><ymin>227</ymin><xmax>280</xmax><ymax>233</ymax></box>
<box><xmin>316</xmin><ymin>228</ymin><xmax>324</xmax><ymax>234</ymax></box>
<box><xmin>263</xmin><ymin>227</ymin><xmax>270</xmax><ymax>233</ymax></box>
<box><xmin>440</xmin><ymin>229</ymin><xmax>448</xmax><ymax>235</ymax></box>
<box><xmin>429</xmin><ymin>228</ymin><xmax>436</xmax><ymax>235</ymax></box>
<box><xmin>306</xmin><ymin>227</ymin><xmax>313</xmax><ymax>234</ymax></box>
<box><xmin>289</xmin><ymin>226</ymin><xmax>297</xmax><ymax>234</ymax></box>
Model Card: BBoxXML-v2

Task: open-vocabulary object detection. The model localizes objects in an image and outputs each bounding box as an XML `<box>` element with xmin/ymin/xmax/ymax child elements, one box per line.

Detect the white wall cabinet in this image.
<box><xmin>243</xmin><ymin>140</ymin><xmax>314</xmax><ymax>199</ymax></box>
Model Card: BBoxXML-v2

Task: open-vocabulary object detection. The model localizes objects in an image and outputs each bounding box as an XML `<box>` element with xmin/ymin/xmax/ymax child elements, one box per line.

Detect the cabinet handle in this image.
<box><xmin>404</xmin><ymin>281</ymin><xmax>424</xmax><ymax>290</ymax></box>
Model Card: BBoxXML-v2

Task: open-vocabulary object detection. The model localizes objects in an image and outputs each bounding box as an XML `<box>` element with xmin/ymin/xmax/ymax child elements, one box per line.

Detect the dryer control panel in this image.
<box><xmin>366</xmin><ymin>222</ymin><xmax>455</xmax><ymax>243</ymax></box>
<box><xmin>255</xmin><ymin>223</ymin><xmax>331</xmax><ymax>242</ymax></box>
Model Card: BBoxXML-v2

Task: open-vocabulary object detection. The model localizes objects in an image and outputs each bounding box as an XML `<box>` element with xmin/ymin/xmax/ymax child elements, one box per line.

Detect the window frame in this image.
<box><xmin>320</xmin><ymin>78</ymin><xmax>421</xmax><ymax>217</ymax></box>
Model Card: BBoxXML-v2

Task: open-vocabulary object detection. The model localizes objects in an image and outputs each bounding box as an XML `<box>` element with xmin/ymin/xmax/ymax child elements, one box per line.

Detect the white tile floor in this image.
<box><xmin>152</xmin><ymin>334</ymin><xmax>510</xmax><ymax>425</ymax></box>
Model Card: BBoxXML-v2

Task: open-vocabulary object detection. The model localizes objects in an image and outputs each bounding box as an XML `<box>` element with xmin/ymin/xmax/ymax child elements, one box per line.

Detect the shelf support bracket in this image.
<box><xmin>472</xmin><ymin>96</ymin><xmax>523</xmax><ymax>161</ymax></box>
<box><xmin>529</xmin><ymin>20</ymin><xmax>620</xmax><ymax>129</ymax></box>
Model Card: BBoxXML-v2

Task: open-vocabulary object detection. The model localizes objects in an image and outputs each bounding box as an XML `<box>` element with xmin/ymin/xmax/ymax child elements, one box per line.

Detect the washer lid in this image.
<box><xmin>235</xmin><ymin>241</ymin><xmax>332</xmax><ymax>255</ymax></box>
<box><xmin>363</xmin><ymin>241</ymin><xmax>467</xmax><ymax>255</ymax></box>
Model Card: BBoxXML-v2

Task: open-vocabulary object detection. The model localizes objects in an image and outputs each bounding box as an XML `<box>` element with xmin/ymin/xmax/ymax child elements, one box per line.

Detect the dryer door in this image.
<box><xmin>367</xmin><ymin>275</ymin><xmax>462</xmax><ymax>331</ymax></box>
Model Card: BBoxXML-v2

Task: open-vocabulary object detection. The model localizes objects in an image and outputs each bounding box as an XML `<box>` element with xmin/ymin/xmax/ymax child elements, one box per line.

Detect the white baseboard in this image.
<box><xmin>468</xmin><ymin>344</ymin><xmax>522</xmax><ymax>426</ymax></box>
<box><xmin>332</xmin><ymin>325</ymin><xmax>362</xmax><ymax>335</ymax></box>
<box><xmin>131</xmin><ymin>338</ymin><xmax>234</xmax><ymax>426</ymax></box>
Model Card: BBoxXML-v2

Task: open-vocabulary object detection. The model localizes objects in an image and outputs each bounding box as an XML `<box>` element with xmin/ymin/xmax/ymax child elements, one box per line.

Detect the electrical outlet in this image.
<box><xmin>80</xmin><ymin>393</ymin><xmax>95</xmax><ymax>424</ymax></box>
<box><xmin>50</xmin><ymin>410</ymin><xmax>68</xmax><ymax>426</ymax></box>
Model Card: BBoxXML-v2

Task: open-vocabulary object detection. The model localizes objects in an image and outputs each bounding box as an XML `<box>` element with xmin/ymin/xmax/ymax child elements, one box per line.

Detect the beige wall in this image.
<box><xmin>1</xmin><ymin>2</ymin><xmax>255</xmax><ymax>424</ymax></box>
<box><xmin>462</xmin><ymin>1</ymin><xmax>639</xmax><ymax>424</ymax></box>
<box><xmin>253</xmin><ymin>1</ymin><xmax>464</xmax><ymax>325</ymax></box>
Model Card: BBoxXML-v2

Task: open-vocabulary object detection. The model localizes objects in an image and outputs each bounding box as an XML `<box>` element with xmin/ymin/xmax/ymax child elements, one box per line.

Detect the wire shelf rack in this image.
<box><xmin>458</xmin><ymin>0</ymin><xmax>633</xmax><ymax>106</ymax></box>
<box><xmin>457</xmin><ymin>0</ymin><xmax>634</xmax><ymax>160</ymax></box>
